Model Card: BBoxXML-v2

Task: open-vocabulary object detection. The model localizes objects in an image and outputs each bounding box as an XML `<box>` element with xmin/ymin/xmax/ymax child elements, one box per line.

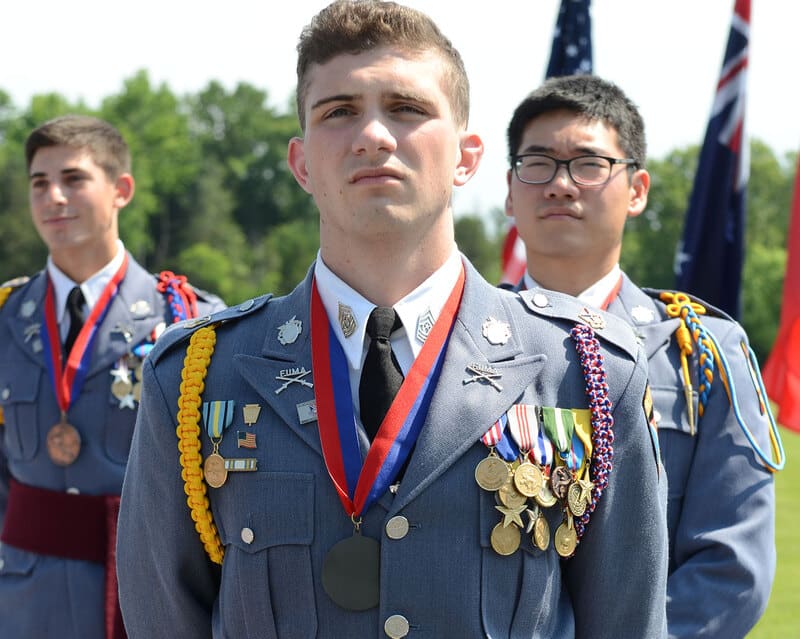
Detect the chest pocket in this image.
<box><xmin>216</xmin><ymin>471</ymin><xmax>317</xmax><ymax>639</ymax></box>
<box><xmin>0</xmin><ymin>368</ymin><xmax>43</xmax><ymax>461</ymax></box>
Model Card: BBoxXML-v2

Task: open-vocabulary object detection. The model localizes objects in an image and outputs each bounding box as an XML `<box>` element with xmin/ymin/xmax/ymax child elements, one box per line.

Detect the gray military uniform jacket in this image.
<box><xmin>118</xmin><ymin>260</ymin><xmax>668</xmax><ymax>639</ymax></box>
<box><xmin>606</xmin><ymin>274</ymin><xmax>775</xmax><ymax>639</ymax></box>
<box><xmin>0</xmin><ymin>254</ymin><xmax>224</xmax><ymax>639</ymax></box>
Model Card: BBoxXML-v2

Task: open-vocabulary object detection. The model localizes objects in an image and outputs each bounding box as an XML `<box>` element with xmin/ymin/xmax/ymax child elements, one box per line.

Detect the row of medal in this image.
<box><xmin>476</xmin><ymin>405</ymin><xmax>594</xmax><ymax>558</ymax></box>
<box><xmin>476</xmin><ymin>452</ymin><xmax>593</xmax><ymax>558</ymax></box>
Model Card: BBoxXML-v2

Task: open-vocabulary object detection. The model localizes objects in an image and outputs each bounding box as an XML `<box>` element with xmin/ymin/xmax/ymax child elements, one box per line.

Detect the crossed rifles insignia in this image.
<box><xmin>463</xmin><ymin>363</ymin><xmax>503</xmax><ymax>391</ymax></box>
<box><xmin>275</xmin><ymin>367</ymin><xmax>313</xmax><ymax>394</ymax></box>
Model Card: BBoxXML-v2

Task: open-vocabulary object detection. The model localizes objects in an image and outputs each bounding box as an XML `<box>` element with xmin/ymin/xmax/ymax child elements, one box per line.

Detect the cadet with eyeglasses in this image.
<box><xmin>504</xmin><ymin>74</ymin><xmax>784</xmax><ymax>639</ymax></box>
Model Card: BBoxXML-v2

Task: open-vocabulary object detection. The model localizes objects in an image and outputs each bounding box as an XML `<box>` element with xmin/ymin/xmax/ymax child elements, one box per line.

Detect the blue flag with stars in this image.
<box><xmin>501</xmin><ymin>0</ymin><xmax>593</xmax><ymax>285</ymax></box>
<box><xmin>675</xmin><ymin>0</ymin><xmax>750</xmax><ymax>319</ymax></box>
<box><xmin>546</xmin><ymin>0</ymin><xmax>593</xmax><ymax>77</ymax></box>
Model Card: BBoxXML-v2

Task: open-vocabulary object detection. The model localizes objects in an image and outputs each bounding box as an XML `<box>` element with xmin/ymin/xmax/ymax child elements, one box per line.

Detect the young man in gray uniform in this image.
<box><xmin>0</xmin><ymin>114</ymin><xmax>225</xmax><ymax>639</ymax></box>
<box><xmin>117</xmin><ymin>3</ymin><xmax>668</xmax><ymax>637</ymax></box>
<box><xmin>504</xmin><ymin>74</ymin><xmax>783</xmax><ymax>639</ymax></box>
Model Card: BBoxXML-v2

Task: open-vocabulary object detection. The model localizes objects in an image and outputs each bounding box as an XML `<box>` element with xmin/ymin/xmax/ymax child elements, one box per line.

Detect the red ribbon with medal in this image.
<box><xmin>311</xmin><ymin>265</ymin><xmax>464</xmax><ymax>610</ymax></box>
<box><xmin>41</xmin><ymin>254</ymin><xmax>129</xmax><ymax>466</ymax></box>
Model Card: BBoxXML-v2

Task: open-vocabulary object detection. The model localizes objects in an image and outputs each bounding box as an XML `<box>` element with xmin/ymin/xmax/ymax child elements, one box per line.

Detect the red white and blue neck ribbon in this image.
<box><xmin>480</xmin><ymin>412</ymin><xmax>520</xmax><ymax>462</ymax></box>
<box><xmin>311</xmin><ymin>266</ymin><xmax>465</xmax><ymax>518</ymax></box>
<box><xmin>41</xmin><ymin>254</ymin><xmax>129</xmax><ymax>414</ymax></box>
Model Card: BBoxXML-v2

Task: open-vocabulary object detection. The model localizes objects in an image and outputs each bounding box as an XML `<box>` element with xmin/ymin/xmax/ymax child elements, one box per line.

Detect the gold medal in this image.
<box><xmin>533</xmin><ymin>514</ymin><xmax>550</xmax><ymax>551</ymax></box>
<box><xmin>513</xmin><ymin>461</ymin><xmax>543</xmax><ymax>498</ymax></box>
<box><xmin>554</xmin><ymin>518</ymin><xmax>577</xmax><ymax>558</ymax></box>
<box><xmin>111</xmin><ymin>378</ymin><xmax>133</xmax><ymax>400</ymax></box>
<box><xmin>534</xmin><ymin>476</ymin><xmax>558</xmax><ymax>508</ymax></box>
<box><xmin>475</xmin><ymin>454</ymin><xmax>510</xmax><ymax>491</ymax></box>
<box><xmin>567</xmin><ymin>481</ymin><xmax>587</xmax><ymax>517</ymax></box>
<box><xmin>204</xmin><ymin>453</ymin><xmax>228</xmax><ymax>488</ymax></box>
<box><xmin>47</xmin><ymin>420</ymin><xmax>82</xmax><ymax>466</ymax></box>
<box><xmin>490</xmin><ymin>521</ymin><xmax>521</xmax><ymax>556</ymax></box>
<box><xmin>497</xmin><ymin>481</ymin><xmax>527</xmax><ymax>509</ymax></box>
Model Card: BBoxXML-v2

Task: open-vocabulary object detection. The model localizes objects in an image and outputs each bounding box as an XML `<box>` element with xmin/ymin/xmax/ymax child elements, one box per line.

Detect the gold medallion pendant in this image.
<box><xmin>204</xmin><ymin>453</ymin><xmax>228</xmax><ymax>488</ymax></box>
<box><xmin>46</xmin><ymin>420</ymin><xmax>82</xmax><ymax>466</ymax></box>
<box><xmin>475</xmin><ymin>455</ymin><xmax>510</xmax><ymax>491</ymax></box>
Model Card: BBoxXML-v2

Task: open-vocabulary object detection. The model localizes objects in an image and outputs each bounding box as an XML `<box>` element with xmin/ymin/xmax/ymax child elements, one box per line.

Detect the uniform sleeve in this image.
<box><xmin>664</xmin><ymin>321</ymin><xmax>775</xmax><ymax>639</ymax></box>
<box><xmin>564</xmin><ymin>345</ymin><xmax>669</xmax><ymax>639</ymax></box>
<box><xmin>117</xmin><ymin>356</ymin><xmax>220</xmax><ymax>638</ymax></box>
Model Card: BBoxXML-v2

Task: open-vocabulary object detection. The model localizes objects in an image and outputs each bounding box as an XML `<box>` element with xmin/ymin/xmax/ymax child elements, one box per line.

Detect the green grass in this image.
<box><xmin>747</xmin><ymin>426</ymin><xmax>800</xmax><ymax>638</ymax></box>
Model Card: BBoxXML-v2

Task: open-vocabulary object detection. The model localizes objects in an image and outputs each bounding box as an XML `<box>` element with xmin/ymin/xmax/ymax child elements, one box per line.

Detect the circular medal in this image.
<box><xmin>204</xmin><ymin>453</ymin><xmax>228</xmax><ymax>488</ymax></box>
<box><xmin>550</xmin><ymin>466</ymin><xmax>572</xmax><ymax>501</ymax></box>
<box><xmin>111</xmin><ymin>378</ymin><xmax>133</xmax><ymax>400</ymax></box>
<box><xmin>534</xmin><ymin>477</ymin><xmax>559</xmax><ymax>508</ymax></box>
<box><xmin>47</xmin><ymin>421</ymin><xmax>82</xmax><ymax>466</ymax></box>
<box><xmin>490</xmin><ymin>521</ymin><xmax>521</xmax><ymax>556</ymax></box>
<box><xmin>475</xmin><ymin>455</ymin><xmax>510</xmax><ymax>491</ymax></box>
<box><xmin>533</xmin><ymin>515</ymin><xmax>551</xmax><ymax>551</ymax></box>
<box><xmin>567</xmin><ymin>482</ymin><xmax>587</xmax><ymax>517</ymax></box>
<box><xmin>322</xmin><ymin>534</ymin><xmax>380</xmax><ymax>611</ymax></box>
<box><xmin>554</xmin><ymin>521</ymin><xmax>577</xmax><ymax>558</ymax></box>
<box><xmin>497</xmin><ymin>481</ymin><xmax>527</xmax><ymax>509</ymax></box>
<box><xmin>513</xmin><ymin>461</ymin><xmax>543</xmax><ymax>498</ymax></box>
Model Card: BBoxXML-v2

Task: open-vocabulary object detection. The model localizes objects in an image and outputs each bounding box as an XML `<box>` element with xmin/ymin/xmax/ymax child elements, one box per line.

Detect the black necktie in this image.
<box><xmin>64</xmin><ymin>286</ymin><xmax>86</xmax><ymax>355</ymax></box>
<box><xmin>359</xmin><ymin>307</ymin><xmax>404</xmax><ymax>441</ymax></box>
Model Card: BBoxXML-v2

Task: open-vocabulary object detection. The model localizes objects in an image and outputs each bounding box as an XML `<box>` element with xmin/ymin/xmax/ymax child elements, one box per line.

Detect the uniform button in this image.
<box><xmin>384</xmin><ymin>614</ymin><xmax>410</xmax><ymax>638</ymax></box>
<box><xmin>241</xmin><ymin>527</ymin><xmax>254</xmax><ymax>544</ymax></box>
<box><xmin>1</xmin><ymin>388</ymin><xmax>9</xmax><ymax>400</ymax></box>
<box><xmin>238</xmin><ymin>299</ymin><xmax>255</xmax><ymax>311</ymax></box>
<box><xmin>385</xmin><ymin>516</ymin><xmax>410</xmax><ymax>540</ymax></box>
<box><xmin>66</xmin><ymin>487</ymin><xmax>80</xmax><ymax>495</ymax></box>
<box><xmin>532</xmin><ymin>293</ymin><xmax>549</xmax><ymax>308</ymax></box>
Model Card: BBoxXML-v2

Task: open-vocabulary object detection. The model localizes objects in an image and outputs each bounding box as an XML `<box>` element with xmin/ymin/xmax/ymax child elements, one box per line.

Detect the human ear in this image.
<box><xmin>453</xmin><ymin>132</ymin><xmax>484</xmax><ymax>187</ymax></box>
<box><xmin>287</xmin><ymin>137</ymin><xmax>313</xmax><ymax>194</ymax></box>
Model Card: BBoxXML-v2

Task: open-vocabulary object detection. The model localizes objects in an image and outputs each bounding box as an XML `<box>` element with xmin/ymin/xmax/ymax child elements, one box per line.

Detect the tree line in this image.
<box><xmin>0</xmin><ymin>70</ymin><xmax>795</xmax><ymax>361</ymax></box>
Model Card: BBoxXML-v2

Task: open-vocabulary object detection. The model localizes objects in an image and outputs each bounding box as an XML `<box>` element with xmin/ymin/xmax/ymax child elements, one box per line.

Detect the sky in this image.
<box><xmin>3</xmin><ymin>1</ymin><xmax>798</xmax><ymax>218</ymax></box>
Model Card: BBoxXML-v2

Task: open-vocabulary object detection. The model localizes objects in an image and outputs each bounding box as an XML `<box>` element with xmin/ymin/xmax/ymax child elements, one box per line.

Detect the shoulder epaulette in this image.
<box><xmin>149</xmin><ymin>294</ymin><xmax>272</xmax><ymax>365</ymax></box>
<box><xmin>518</xmin><ymin>287</ymin><xmax>639</xmax><ymax>361</ymax></box>
<box><xmin>0</xmin><ymin>276</ymin><xmax>30</xmax><ymax>312</ymax></box>
<box><xmin>641</xmin><ymin>287</ymin><xmax>735</xmax><ymax>323</ymax></box>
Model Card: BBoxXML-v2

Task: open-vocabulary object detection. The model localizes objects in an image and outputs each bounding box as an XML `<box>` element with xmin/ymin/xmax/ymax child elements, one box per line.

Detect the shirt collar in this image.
<box><xmin>313</xmin><ymin>248</ymin><xmax>462</xmax><ymax>371</ymax></box>
<box><xmin>47</xmin><ymin>240</ymin><xmax>125</xmax><ymax>323</ymax></box>
<box><xmin>525</xmin><ymin>263</ymin><xmax>621</xmax><ymax>309</ymax></box>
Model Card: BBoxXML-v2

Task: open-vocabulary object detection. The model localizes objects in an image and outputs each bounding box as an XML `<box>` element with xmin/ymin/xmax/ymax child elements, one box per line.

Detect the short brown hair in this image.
<box><xmin>25</xmin><ymin>114</ymin><xmax>131</xmax><ymax>179</ymax></box>
<box><xmin>295</xmin><ymin>0</ymin><xmax>469</xmax><ymax>129</ymax></box>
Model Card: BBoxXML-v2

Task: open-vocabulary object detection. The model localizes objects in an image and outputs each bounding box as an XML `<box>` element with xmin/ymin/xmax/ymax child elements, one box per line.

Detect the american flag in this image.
<box><xmin>675</xmin><ymin>0</ymin><xmax>750</xmax><ymax>318</ymax></box>
<box><xmin>500</xmin><ymin>0</ymin><xmax>593</xmax><ymax>286</ymax></box>
<box><xmin>237</xmin><ymin>431</ymin><xmax>257</xmax><ymax>449</ymax></box>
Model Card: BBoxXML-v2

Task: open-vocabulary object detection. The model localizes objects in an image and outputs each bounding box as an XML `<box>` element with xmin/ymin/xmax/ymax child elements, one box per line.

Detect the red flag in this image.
<box><xmin>762</xmin><ymin>156</ymin><xmax>800</xmax><ymax>432</ymax></box>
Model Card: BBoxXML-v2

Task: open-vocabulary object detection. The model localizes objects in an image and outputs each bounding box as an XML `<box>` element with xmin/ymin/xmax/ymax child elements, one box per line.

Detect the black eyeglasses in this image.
<box><xmin>512</xmin><ymin>153</ymin><xmax>638</xmax><ymax>187</ymax></box>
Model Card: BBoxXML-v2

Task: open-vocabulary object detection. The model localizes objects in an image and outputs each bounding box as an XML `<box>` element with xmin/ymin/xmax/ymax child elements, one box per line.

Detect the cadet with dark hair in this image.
<box><xmin>0</xmin><ymin>114</ymin><xmax>225</xmax><ymax>639</ymax></box>
<box><xmin>117</xmin><ymin>4</ymin><xmax>668</xmax><ymax>638</ymax></box>
<box><xmin>505</xmin><ymin>74</ymin><xmax>783</xmax><ymax>639</ymax></box>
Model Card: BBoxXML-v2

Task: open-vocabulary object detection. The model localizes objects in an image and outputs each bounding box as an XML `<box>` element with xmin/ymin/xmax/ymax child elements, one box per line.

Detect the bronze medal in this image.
<box><xmin>550</xmin><ymin>465</ymin><xmax>572</xmax><ymax>501</ymax></box>
<box><xmin>533</xmin><ymin>514</ymin><xmax>551</xmax><ymax>551</ymax></box>
<box><xmin>322</xmin><ymin>533</ymin><xmax>380</xmax><ymax>611</ymax></box>
<box><xmin>567</xmin><ymin>481</ymin><xmax>587</xmax><ymax>517</ymax></box>
<box><xmin>534</xmin><ymin>477</ymin><xmax>559</xmax><ymax>508</ymax></box>
<box><xmin>47</xmin><ymin>420</ymin><xmax>82</xmax><ymax>466</ymax></box>
<box><xmin>111</xmin><ymin>378</ymin><xmax>133</xmax><ymax>400</ymax></box>
<box><xmin>554</xmin><ymin>519</ymin><xmax>578</xmax><ymax>558</ymax></box>
<box><xmin>513</xmin><ymin>461</ymin><xmax>543</xmax><ymax>498</ymax></box>
<box><xmin>204</xmin><ymin>453</ymin><xmax>228</xmax><ymax>488</ymax></box>
<box><xmin>497</xmin><ymin>481</ymin><xmax>527</xmax><ymax>509</ymax></box>
<box><xmin>490</xmin><ymin>521</ymin><xmax>521</xmax><ymax>556</ymax></box>
<box><xmin>475</xmin><ymin>455</ymin><xmax>510</xmax><ymax>491</ymax></box>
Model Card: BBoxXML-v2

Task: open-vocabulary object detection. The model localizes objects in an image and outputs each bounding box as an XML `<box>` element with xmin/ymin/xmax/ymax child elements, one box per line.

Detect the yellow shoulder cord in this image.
<box><xmin>660</xmin><ymin>292</ymin><xmax>785</xmax><ymax>472</ymax></box>
<box><xmin>0</xmin><ymin>286</ymin><xmax>10</xmax><ymax>425</ymax></box>
<box><xmin>176</xmin><ymin>324</ymin><xmax>224</xmax><ymax>564</ymax></box>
